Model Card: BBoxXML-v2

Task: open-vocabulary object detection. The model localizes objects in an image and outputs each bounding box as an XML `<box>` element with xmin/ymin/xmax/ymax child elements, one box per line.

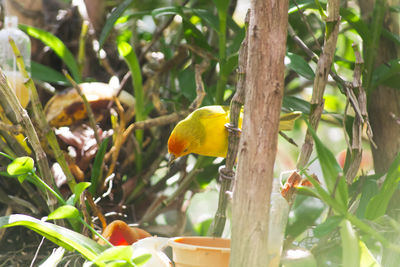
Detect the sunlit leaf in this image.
<box><xmin>48</xmin><ymin>205</ymin><xmax>80</xmax><ymax>220</ymax></box>
<box><xmin>74</xmin><ymin>182</ymin><xmax>92</xmax><ymax>205</ymax></box>
<box><xmin>0</xmin><ymin>214</ymin><xmax>105</xmax><ymax>261</ymax></box>
<box><xmin>19</xmin><ymin>25</ymin><xmax>81</xmax><ymax>82</ymax></box>
<box><xmin>7</xmin><ymin>156</ymin><xmax>34</xmax><ymax>176</ymax></box>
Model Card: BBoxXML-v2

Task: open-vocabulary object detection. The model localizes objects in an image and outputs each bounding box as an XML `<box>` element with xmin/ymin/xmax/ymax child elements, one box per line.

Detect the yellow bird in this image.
<box><xmin>168</xmin><ymin>105</ymin><xmax>301</xmax><ymax>160</ymax></box>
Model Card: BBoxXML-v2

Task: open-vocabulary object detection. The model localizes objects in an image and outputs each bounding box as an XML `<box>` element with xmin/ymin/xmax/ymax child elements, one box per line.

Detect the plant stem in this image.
<box><xmin>215</xmin><ymin>9</ymin><xmax>228</xmax><ymax>104</ymax></box>
<box><xmin>9</xmin><ymin>38</ymin><xmax>77</xmax><ymax>191</ymax></box>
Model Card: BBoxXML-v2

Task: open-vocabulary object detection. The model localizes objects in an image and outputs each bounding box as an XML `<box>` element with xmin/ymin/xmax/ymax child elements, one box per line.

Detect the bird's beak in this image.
<box><xmin>168</xmin><ymin>154</ymin><xmax>176</xmax><ymax>167</ymax></box>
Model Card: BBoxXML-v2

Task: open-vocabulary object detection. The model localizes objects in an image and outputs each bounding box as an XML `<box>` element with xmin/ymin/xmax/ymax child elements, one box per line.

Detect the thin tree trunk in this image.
<box><xmin>230</xmin><ymin>0</ymin><xmax>289</xmax><ymax>266</ymax></box>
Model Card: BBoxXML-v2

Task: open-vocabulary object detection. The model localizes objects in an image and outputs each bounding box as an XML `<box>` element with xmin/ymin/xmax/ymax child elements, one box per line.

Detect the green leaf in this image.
<box><xmin>212</xmin><ymin>0</ymin><xmax>230</xmax><ymax>14</ymax></box>
<box><xmin>356</xmin><ymin>175</ymin><xmax>380</xmax><ymax>218</ymax></box>
<box><xmin>132</xmin><ymin>254</ymin><xmax>152</xmax><ymax>266</ymax></box>
<box><xmin>182</xmin><ymin>19</ymin><xmax>212</xmax><ymax>51</ymax></box>
<box><xmin>99</xmin><ymin>0</ymin><xmax>134</xmax><ymax>48</ymax></box>
<box><xmin>313</xmin><ymin>215</ymin><xmax>342</xmax><ymax>238</ymax></box>
<box><xmin>340</xmin><ymin>8</ymin><xmax>372</xmax><ymax>44</ymax></box>
<box><xmin>365</xmin><ymin>152</ymin><xmax>400</xmax><ymax>220</ymax></box>
<box><xmin>92</xmin><ymin>246</ymin><xmax>133</xmax><ymax>265</ymax></box>
<box><xmin>372</xmin><ymin>59</ymin><xmax>400</xmax><ymax>89</ymax></box>
<box><xmin>192</xmin><ymin>8</ymin><xmax>219</xmax><ymax>32</ymax></box>
<box><xmin>48</xmin><ymin>205</ymin><xmax>80</xmax><ymax>220</ymax></box>
<box><xmin>359</xmin><ymin>240</ymin><xmax>381</xmax><ymax>267</ymax></box>
<box><xmin>74</xmin><ymin>182</ymin><xmax>91</xmax><ymax>205</ymax></box>
<box><xmin>286</xmin><ymin>195</ymin><xmax>325</xmax><ymax>238</ymax></box>
<box><xmin>285</xmin><ymin>52</ymin><xmax>315</xmax><ymax>80</ymax></box>
<box><xmin>31</xmin><ymin>61</ymin><xmax>70</xmax><ymax>85</ymax></box>
<box><xmin>308</xmin><ymin>124</ymin><xmax>344</xmax><ymax>203</ymax></box>
<box><xmin>282</xmin><ymin>96</ymin><xmax>313</xmax><ymax>114</ymax></box>
<box><xmin>0</xmin><ymin>214</ymin><xmax>105</xmax><ymax>261</ymax></box>
<box><xmin>90</xmin><ymin>138</ymin><xmax>109</xmax><ymax>195</ymax></box>
<box><xmin>152</xmin><ymin>6</ymin><xmax>183</xmax><ymax>17</ymax></box>
<box><xmin>194</xmin><ymin>218</ymin><xmax>213</xmax><ymax>236</ymax></box>
<box><xmin>7</xmin><ymin>156</ymin><xmax>34</xmax><ymax>175</ymax></box>
<box><xmin>19</xmin><ymin>25</ymin><xmax>81</xmax><ymax>82</ymax></box>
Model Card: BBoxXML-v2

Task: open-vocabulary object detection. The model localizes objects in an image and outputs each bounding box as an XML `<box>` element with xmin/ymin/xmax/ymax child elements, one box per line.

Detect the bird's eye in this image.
<box><xmin>183</xmin><ymin>148</ymin><xmax>188</xmax><ymax>152</ymax></box>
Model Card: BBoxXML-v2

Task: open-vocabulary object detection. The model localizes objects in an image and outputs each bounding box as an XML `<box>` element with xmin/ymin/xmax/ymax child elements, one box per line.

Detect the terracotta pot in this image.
<box><xmin>168</xmin><ymin>236</ymin><xmax>230</xmax><ymax>267</ymax></box>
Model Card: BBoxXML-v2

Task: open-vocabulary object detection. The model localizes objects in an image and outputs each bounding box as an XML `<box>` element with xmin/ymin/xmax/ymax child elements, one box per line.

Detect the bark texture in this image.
<box><xmin>360</xmin><ymin>0</ymin><xmax>400</xmax><ymax>173</ymax></box>
<box><xmin>230</xmin><ymin>1</ymin><xmax>289</xmax><ymax>266</ymax></box>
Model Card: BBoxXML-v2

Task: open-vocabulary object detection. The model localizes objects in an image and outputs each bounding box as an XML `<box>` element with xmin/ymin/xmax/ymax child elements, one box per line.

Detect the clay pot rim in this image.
<box><xmin>168</xmin><ymin>236</ymin><xmax>231</xmax><ymax>252</ymax></box>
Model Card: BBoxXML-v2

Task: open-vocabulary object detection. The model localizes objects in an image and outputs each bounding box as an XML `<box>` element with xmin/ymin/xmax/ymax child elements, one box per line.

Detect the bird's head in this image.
<box><xmin>168</xmin><ymin>119</ymin><xmax>201</xmax><ymax>162</ymax></box>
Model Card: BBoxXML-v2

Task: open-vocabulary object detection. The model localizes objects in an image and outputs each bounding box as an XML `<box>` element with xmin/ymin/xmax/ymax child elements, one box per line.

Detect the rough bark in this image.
<box><xmin>360</xmin><ymin>0</ymin><xmax>400</xmax><ymax>173</ymax></box>
<box><xmin>230</xmin><ymin>0</ymin><xmax>289</xmax><ymax>266</ymax></box>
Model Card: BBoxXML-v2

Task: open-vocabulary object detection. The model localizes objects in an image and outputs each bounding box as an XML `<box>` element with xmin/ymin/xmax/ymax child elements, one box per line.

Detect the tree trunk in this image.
<box><xmin>360</xmin><ymin>0</ymin><xmax>400</xmax><ymax>173</ymax></box>
<box><xmin>230</xmin><ymin>0</ymin><xmax>289</xmax><ymax>266</ymax></box>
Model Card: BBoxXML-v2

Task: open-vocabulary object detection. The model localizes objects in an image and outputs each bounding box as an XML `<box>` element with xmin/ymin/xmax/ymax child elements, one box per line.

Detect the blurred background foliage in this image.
<box><xmin>0</xmin><ymin>0</ymin><xmax>399</xmax><ymax>266</ymax></box>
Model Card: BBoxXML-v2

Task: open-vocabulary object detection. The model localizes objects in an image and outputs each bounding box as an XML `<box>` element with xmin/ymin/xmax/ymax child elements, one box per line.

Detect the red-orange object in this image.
<box><xmin>100</xmin><ymin>220</ymin><xmax>151</xmax><ymax>246</ymax></box>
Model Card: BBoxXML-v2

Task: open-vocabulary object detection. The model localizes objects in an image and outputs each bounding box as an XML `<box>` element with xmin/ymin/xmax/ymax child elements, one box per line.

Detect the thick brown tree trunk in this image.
<box><xmin>230</xmin><ymin>0</ymin><xmax>289</xmax><ymax>266</ymax></box>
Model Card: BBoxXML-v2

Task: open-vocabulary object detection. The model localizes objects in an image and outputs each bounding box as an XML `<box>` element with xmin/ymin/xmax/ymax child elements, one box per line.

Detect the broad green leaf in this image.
<box><xmin>286</xmin><ymin>195</ymin><xmax>325</xmax><ymax>238</ymax></box>
<box><xmin>31</xmin><ymin>61</ymin><xmax>70</xmax><ymax>85</ymax></box>
<box><xmin>372</xmin><ymin>59</ymin><xmax>400</xmax><ymax>89</ymax></box>
<box><xmin>360</xmin><ymin>240</ymin><xmax>381</xmax><ymax>267</ymax></box>
<box><xmin>192</xmin><ymin>8</ymin><xmax>219</xmax><ymax>32</ymax></box>
<box><xmin>365</xmin><ymin>151</ymin><xmax>400</xmax><ymax>220</ymax></box>
<box><xmin>222</xmin><ymin>54</ymin><xmax>238</xmax><ymax>77</ymax></box>
<box><xmin>99</xmin><ymin>0</ymin><xmax>134</xmax><ymax>48</ymax></box>
<box><xmin>308</xmin><ymin>124</ymin><xmax>344</xmax><ymax>203</ymax></box>
<box><xmin>382</xmin><ymin>29</ymin><xmax>400</xmax><ymax>46</ymax></box>
<box><xmin>90</xmin><ymin>138</ymin><xmax>109</xmax><ymax>195</ymax></box>
<box><xmin>340</xmin><ymin>8</ymin><xmax>372</xmax><ymax>44</ymax></box>
<box><xmin>178</xmin><ymin>67</ymin><xmax>196</xmax><ymax>102</ymax></box>
<box><xmin>313</xmin><ymin>215</ymin><xmax>342</xmax><ymax>238</ymax></box>
<box><xmin>356</xmin><ymin>175</ymin><xmax>380</xmax><ymax>218</ymax></box>
<box><xmin>48</xmin><ymin>205</ymin><xmax>80</xmax><ymax>220</ymax></box>
<box><xmin>340</xmin><ymin>220</ymin><xmax>360</xmax><ymax>267</ymax></box>
<box><xmin>282</xmin><ymin>96</ymin><xmax>313</xmax><ymax>114</ymax></box>
<box><xmin>74</xmin><ymin>182</ymin><xmax>92</xmax><ymax>204</ymax></box>
<box><xmin>285</xmin><ymin>52</ymin><xmax>315</xmax><ymax>80</ymax></box>
<box><xmin>19</xmin><ymin>25</ymin><xmax>81</xmax><ymax>82</ymax></box>
<box><xmin>0</xmin><ymin>214</ymin><xmax>105</xmax><ymax>261</ymax></box>
<box><xmin>182</xmin><ymin>19</ymin><xmax>212</xmax><ymax>51</ymax></box>
<box><xmin>7</xmin><ymin>156</ymin><xmax>34</xmax><ymax>175</ymax></box>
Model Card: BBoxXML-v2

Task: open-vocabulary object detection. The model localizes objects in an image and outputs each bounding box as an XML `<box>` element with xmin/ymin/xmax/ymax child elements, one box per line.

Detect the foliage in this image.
<box><xmin>0</xmin><ymin>0</ymin><xmax>399</xmax><ymax>266</ymax></box>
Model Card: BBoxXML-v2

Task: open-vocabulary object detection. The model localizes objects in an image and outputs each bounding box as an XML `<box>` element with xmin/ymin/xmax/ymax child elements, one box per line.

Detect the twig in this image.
<box><xmin>139</xmin><ymin>167</ymin><xmax>202</xmax><ymax>225</ymax></box>
<box><xmin>63</xmin><ymin>70</ymin><xmax>101</xmax><ymax>146</ymax></box>
<box><xmin>0</xmin><ymin>68</ymin><xmax>57</xmax><ymax>210</ymax></box>
<box><xmin>0</xmin><ymin>121</ymin><xmax>22</xmax><ymax>134</ymax></box>
<box><xmin>297</xmin><ymin>0</ymin><xmax>341</xmax><ymax>168</ymax></box>
<box><xmin>9</xmin><ymin>38</ymin><xmax>77</xmax><ymax>192</ymax></box>
<box><xmin>212</xmin><ymin>11</ymin><xmax>249</xmax><ymax>237</ymax></box>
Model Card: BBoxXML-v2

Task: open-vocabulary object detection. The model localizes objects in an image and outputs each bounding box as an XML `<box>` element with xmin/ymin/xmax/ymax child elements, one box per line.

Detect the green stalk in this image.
<box><xmin>9</xmin><ymin>38</ymin><xmax>77</xmax><ymax>191</ymax></box>
<box><xmin>117</xmin><ymin>41</ymin><xmax>145</xmax><ymax>172</ymax></box>
<box><xmin>215</xmin><ymin>9</ymin><xmax>228</xmax><ymax>104</ymax></box>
